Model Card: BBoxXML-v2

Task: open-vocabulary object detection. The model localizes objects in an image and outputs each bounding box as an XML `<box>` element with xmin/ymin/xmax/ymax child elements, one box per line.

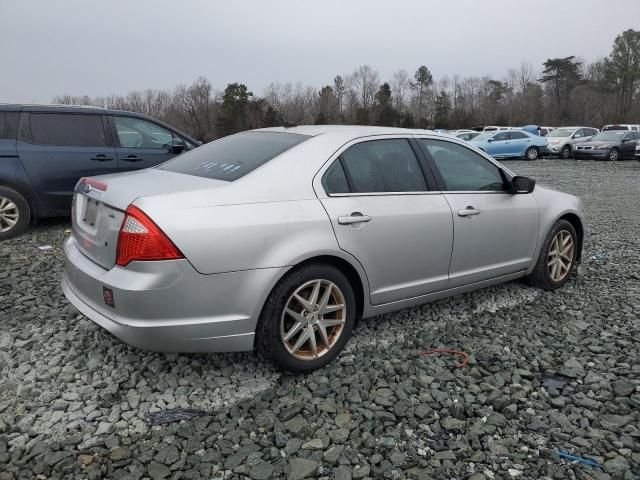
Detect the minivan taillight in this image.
<box><xmin>116</xmin><ymin>205</ymin><xmax>184</xmax><ymax>266</ymax></box>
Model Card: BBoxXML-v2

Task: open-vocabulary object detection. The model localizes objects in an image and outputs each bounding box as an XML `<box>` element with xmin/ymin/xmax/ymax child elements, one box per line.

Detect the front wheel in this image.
<box><xmin>560</xmin><ymin>145</ymin><xmax>571</xmax><ymax>159</ymax></box>
<box><xmin>608</xmin><ymin>148</ymin><xmax>620</xmax><ymax>161</ymax></box>
<box><xmin>525</xmin><ymin>219</ymin><xmax>578</xmax><ymax>290</ymax></box>
<box><xmin>525</xmin><ymin>147</ymin><xmax>539</xmax><ymax>161</ymax></box>
<box><xmin>256</xmin><ymin>264</ymin><xmax>356</xmax><ymax>372</ymax></box>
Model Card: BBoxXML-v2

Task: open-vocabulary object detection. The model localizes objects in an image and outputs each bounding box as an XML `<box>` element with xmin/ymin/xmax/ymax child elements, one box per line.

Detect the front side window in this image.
<box><xmin>338</xmin><ymin>139</ymin><xmax>427</xmax><ymax>193</ymax></box>
<box><xmin>113</xmin><ymin>116</ymin><xmax>173</xmax><ymax>149</ymax></box>
<box><xmin>158</xmin><ymin>131</ymin><xmax>309</xmax><ymax>182</ymax></box>
<box><xmin>29</xmin><ymin>113</ymin><xmax>107</xmax><ymax>147</ymax></box>
<box><xmin>419</xmin><ymin>139</ymin><xmax>505</xmax><ymax>192</ymax></box>
<box><xmin>493</xmin><ymin>132</ymin><xmax>510</xmax><ymax>141</ymax></box>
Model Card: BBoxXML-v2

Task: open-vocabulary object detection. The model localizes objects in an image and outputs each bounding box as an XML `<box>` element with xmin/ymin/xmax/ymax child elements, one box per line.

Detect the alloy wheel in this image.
<box><xmin>547</xmin><ymin>230</ymin><xmax>574</xmax><ymax>282</ymax></box>
<box><xmin>280</xmin><ymin>279</ymin><xmax>347</xmax><ymax>360</ymax></box>
<box><xmin>526</xmin><ymin>147</ymin><xmax>538</xmax><ymax>160</ymax></box>
<box><xmin>609</xmin><ymin>149</ymin><xmax>619</xmax><ymax>161</ymax></box>
<box><xmin>0</xmin><ymin>196</ymin><xmax>19</xmax><ymax>233</ymax></box>
<box><xmin>561</xmin><ymin>146</ymin><xmax>571</xmax><ymax>159</ymax></box>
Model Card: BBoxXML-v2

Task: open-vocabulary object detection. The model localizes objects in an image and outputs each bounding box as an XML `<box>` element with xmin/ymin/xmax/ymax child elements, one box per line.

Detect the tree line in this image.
<box><xmin>54</xmin><ymin>29</ymin><xmax>640</xmax><ymax>142</ymax></box>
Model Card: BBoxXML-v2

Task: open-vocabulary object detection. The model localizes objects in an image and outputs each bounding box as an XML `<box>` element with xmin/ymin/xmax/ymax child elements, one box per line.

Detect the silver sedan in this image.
<box><xmin>62</xmin><ymin>126</ymin><xmax>585</xmax><ymax>372</ymax></box>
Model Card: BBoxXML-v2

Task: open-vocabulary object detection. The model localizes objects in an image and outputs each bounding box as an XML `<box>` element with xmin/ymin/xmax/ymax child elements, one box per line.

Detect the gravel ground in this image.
<box><xmin>1</xmin><ymin>159</ymin><xmax>639</xmax><ymax>480</ymax></box>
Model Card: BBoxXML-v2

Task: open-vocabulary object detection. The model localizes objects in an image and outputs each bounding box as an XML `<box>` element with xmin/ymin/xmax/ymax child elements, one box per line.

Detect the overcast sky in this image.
<box><xmin>1</xmin><ymin>0</ymin><xmax>639</xmax><ymax>103</ymax></box>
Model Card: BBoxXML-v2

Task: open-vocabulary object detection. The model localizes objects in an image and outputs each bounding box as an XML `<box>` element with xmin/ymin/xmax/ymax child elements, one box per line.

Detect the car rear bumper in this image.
<box><xmin>62</xmin><ymin>237</ymin><xmax>286</xmax><ymax>353</ymax></box>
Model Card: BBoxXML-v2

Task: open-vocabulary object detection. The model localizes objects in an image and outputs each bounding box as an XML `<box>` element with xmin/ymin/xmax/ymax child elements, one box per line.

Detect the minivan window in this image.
<box><xmin>158</xmin><ymin>131</ymin><xmax>309</xmax><ymax>181</ymax></box>
<box><xmin>0</xmin><ymin>112</ymin><xmax>20</xmax><ymax>140</ymax></box>
<box><xmin>29</xmin><ymin>113</ymin><xmax>107</xmax><ymax>147</ymax></box>
<box><xmin>113</xmin><ymin>116</ymin><xmax>173</xmax><ymax>149</ymax></box>
<box><xmin>339</xmin><ymin>139</ymin><xmax>427</xmax><ymax>193</ymax></box>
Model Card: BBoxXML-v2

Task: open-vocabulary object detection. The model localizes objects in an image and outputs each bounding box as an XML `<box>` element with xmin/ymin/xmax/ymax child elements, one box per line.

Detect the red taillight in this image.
<box><xmin>116</xmin><ymin>205</ymin><xmax>184</xmax><ymax>266</ymax></box>
<box><xmin>79</xmin><ymin>177</ymin><xmax>108</xmax><ymax>191</ymax></box>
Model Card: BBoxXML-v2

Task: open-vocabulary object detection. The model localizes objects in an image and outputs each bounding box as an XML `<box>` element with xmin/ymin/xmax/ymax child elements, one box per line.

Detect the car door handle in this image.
<box><xmin>458</xmin><ymin>207</ymin><xmax>480</xmax><ymax>217</ymax></box>
<box><xmin>121</xmin><ymin>155</ymin><xmax>143</xmax><ymax>162</ymax></box>
<box><xmin>338</xmin><ymin>213</ymin><xmax>372</xmax><ymax>225</ymax></box>
<box><xmin>90</xmin><ymin>155</ymin><xmax>113</xmax><ymax>162</ymax></box>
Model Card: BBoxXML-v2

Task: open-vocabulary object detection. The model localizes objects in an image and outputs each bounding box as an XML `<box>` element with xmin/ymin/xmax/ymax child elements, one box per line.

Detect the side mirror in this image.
<box><xmin>487</xmin><ymin>138</ymin><xmax>495</xmax><ymax>142</ymax></box>
<box><xmin>573</xmin><ymin>134</ymin><xmax>581</xmax><ymax>138</ymax></box>
<box><xmin>511</xmin><ymin>175</ymin><xmax>535</xmax><ymax>194</ymax></box>
<box><xmin>171</xmin><ymin>138</ymin><xmax>185</xmax><ymax>154</ymax></box>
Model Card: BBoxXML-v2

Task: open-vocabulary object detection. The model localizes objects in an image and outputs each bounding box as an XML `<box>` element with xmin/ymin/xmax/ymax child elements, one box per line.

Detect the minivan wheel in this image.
<box><xmin>525</xmin><ymin>219</ymin><xmax>577</xmax><ymax>290</ymax></box>
<box><xmin>257</xmin><ymin>263</ymin><xmax>356</xmax><ymax>372</ymax></box>
<box><xmin>608</xmin><ymin>148</ymin><xmax>620</xmax><ymax>161</ymax></box>
<box><xmin>0</xmin><ymin>187</ymin><xmax>30</xmax><ymax>240</ymax></box>
<box><xmin>525</xmin><ymin>147</ymin><xmax>539</xmax><ymax>161</ymax></box>
<box><xmin>560</xmin><ymin>145</ymin><xmax>571</xmax><ymax>159</ymax></box>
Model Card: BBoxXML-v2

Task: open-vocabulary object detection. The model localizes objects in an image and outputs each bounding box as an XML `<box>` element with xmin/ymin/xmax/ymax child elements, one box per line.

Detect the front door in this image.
<box><xmin>487</xmin><ymin>131</ymin><xmax>511</xmax><ymax>157</ymax></box>
<box><xmin>109</xmin><ymin>115</ymin><xmax>179</xmax><ymax>171</ymax></box>
<box><xmin>16</xmin><ymin>112</ymin><xmax>117</xmax><ymax>214</ymax></box>
<box><xmin>621</xmin><ymin>132</ymin><xmax>638</xmax><ymax>158</ymax></box>
<box><xmin>317</xmin><ymin>137</ymin><xmax>454</xmax><ymax>305</ymax></box>
<box><xmin>417</xmin><ymin>138</ymin><xmax>539</xmax><ymax>287</ymax></box>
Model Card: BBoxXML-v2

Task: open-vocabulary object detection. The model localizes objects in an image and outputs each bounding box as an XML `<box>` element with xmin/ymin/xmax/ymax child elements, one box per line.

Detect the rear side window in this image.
<box><xmin>322</xmin><ymin>160</ymin><xmax>350</xmax><ymax>194</ymax></box>
<box><xmin>509</xmin><ymin>131</ymin><xmax>527</xmax><ymax>139</ymax></box>
<box><xmin>158</xmin><ymin>131</ymin><xmax>309</xmax><ymax>182</ymax></box>
<box><xmin>338</xmin><ymin>139</ymin><xmax>427</xmax><ymax>193</ymax></box>
<box><xmin>0</xmin><ymin>112</ymin><xmax>20</xmax><ymax>140</ymax></box>
<box><xmin>29</xmin><ymin>113</ymin><xmax>107</xmax><ymax>147</ymax></box>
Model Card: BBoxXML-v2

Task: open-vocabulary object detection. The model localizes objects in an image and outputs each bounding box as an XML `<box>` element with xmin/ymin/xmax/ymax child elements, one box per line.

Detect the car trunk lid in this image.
<box><xmin>72</xmin><ymin>169</ymin><xmax>227</xmax><ymax>269</ymax></box>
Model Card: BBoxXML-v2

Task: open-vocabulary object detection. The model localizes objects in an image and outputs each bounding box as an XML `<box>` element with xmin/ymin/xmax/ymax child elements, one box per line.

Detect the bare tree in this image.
<box><xmin>390</xmin><ymin>69</ymin><xmax>410</xmax><ymax>112</ymax></box>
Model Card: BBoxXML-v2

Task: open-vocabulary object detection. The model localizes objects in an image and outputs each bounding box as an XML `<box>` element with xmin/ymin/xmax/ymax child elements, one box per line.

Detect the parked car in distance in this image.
<box><xmin>449</xmin><ymin>129</ymin><xmax>482</xmax><ymax>141</ymax></box>
<box><xmin>545</xmin><ymin>126</ymin><xmax>599</xmax><ymax>159</ymax></box>
<box><xmin>0</xmin><ymin>104</ymin><xmax>199</xmax><ymax>240</ymax></box>
<box><xmin>539</xmin><ymin>126</ymin><xmax>555</xmax><ymax>136</ymax></box>
<box><xmin>636</xmin><ymin>142</ymin><xmax>640</xmax><ymax>160</ymax></box>
<box><xmin>62</xmin><ymin>125</ymin><xmax>585</xmax><ymax>372</ymax></box>
<box><xmin>574</xmin><ymin>130</ymin><xmax>640</xmax><ymax>161</ymax></box>
<box><xmin>482</xmin><ymin>126</ymin><xmax>513</xmax><ymax>132</ymax></box>
<box><xmin>601</xmin><ymin>124</ymin><xmax>640</xmax><ymax>132</ymax></box>
<box><xmin>469</xmin><ymin>129</ymin><xmax>548</xmax><ymax>160</ymax></box>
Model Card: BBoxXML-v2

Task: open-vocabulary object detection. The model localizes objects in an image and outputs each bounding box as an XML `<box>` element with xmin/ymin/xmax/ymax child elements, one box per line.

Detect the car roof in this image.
<box><xmin>256</xmin><ymin>125</ymin><xmax>441</xmax><ymax>138</ymax></box>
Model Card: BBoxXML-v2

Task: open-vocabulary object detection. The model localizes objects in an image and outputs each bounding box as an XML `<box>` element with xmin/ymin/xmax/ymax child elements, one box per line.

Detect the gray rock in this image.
<box><xmin>288</xmin><ymin>458</ymin><xmax>318</xmax><ymax>480</ymax></box>
<box><xmin>249</xmin><ymin>461</ymin><xmax>274</xmax><ymax>480</ymax></box>
<box><xmin>603</xmin><ymin>456</ymin><xmax>630</xmax><ymax>475</ymax></box>
<box><xmin>612</xmin><ymin>379</ymin><xmax>635</xmax><ymax>396</ymax></box>
<box><xmin>441</xmin><ymin>417</ymin><xmax>465</xmax><ymax>431</ymax></box>
<box><xmin>147</xmin><ymin>462</ymin><xmax>171</xmax><ymax>480</ymax></box>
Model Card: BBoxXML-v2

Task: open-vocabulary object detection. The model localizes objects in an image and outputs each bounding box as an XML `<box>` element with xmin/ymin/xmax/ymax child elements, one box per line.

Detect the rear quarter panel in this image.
<box><xmin>137</xmin><ymin>197</ymin><xmax>342</xmax><ymax>275</ymax></box>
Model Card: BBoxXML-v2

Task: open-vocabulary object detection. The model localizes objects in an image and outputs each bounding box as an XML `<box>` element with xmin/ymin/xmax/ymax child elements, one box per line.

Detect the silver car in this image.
<box><xmin>62</xmin><ymin>126</ymin><xmax>585</xmax><ymax>372</ymax></box>
<box><xmin>546</xmin><ymin>126</ymin><xmax>599</xmax><ymax>159</ymax></box>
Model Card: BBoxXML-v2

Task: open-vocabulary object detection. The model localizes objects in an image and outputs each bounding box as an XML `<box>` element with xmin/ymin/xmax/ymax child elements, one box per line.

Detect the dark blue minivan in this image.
<box><xmin>0</xmin><ymin>104</ymin><xmax>199</xmax><ymax>239</ymax></box>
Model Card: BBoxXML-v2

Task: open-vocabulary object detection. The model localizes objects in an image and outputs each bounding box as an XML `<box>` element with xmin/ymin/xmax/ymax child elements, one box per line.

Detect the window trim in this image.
<box><xmin>317</xmin><ymin>135</ymin><xmax>438</xmax><ymax>197</ymax></box>
<box><xmin>415</xmin><ymin>136</ymin><xmax>512</xmax><ymax>194</ymax></box>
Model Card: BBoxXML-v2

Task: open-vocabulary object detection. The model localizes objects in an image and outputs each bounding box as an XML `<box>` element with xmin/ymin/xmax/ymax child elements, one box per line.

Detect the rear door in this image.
<box><xmin>109</xmin><ymin>115</ymin><xmax>180</xmax><ymax>170</ymax></box>
<box><xmin>507</xmin><ymin>131</ymin><xmax>531</xmax><ymax>156</ymax></box>
<box><xmin>316</xmin><ymin>137</ymin><xmax>454</xmax><ymax>305</ymax></box>
<box><xmin>16</xmin><ymin>112</ymin><xmax>117</xmax><ymax>214</ymax></box>
<box><xmin>417</xmin><ymin>138</ymin><xmax>539</xmax><ymax>287</ymax></box>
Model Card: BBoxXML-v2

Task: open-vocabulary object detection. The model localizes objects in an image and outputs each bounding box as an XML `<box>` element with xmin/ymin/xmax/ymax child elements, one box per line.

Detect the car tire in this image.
<box><xmin>608</xmin><ymin>148</ymin><xmax>620</xmax><ymax>161</ymax></box>
<box><xmin>256</xmin><ymin>263</ymin><xmax>356</xmax><ymax>372</ymax></box>
<box><xmin>560</xmin><ymin>145</ymin><xmax>571</xmax><ymax>159</ymax></box>
<box><xmin>0</xmin><ymin>186</ymin><xmax>30</xmax><ymax>241</ymax></box>
<box><xmin>525</xmin><ymin>147</ymin><xmax>539</xmax><ymax>161</ymax></box>
<box><xmin>525</xmin><ymin>219</ymin><xmax>578</xmax><ymax>290</ymax></box>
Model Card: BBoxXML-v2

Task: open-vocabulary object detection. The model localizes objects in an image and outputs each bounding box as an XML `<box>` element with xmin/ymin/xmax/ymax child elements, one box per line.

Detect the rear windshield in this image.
<box><xmin>158</xmin><ymin>131</ymin><xmax>310</xmax><ymax>181</ymax></box>
<box><xmin>602</xmin><ymin>125</ymin><xmax>627</xmax><ymax>131</ymax></box>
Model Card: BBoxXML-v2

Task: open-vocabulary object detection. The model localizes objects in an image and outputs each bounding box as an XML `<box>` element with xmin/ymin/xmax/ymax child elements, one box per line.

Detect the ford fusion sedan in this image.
<box><xmin>574</xmin><ymin>130</ymin><xmax>640</xmax><ymax>161</ymax></box>
<box><xmin>469</xmin><ymin>129</ymin><xmax>548</xmax><ymax>160</ymax></box>
<box><xmin>62</xmin><ymin>126</ymin><xmax>585</xmax><ymax>372</ymax></box>
<box><xmin>545</xmin><ymin>127</ymin><xmax>599</xmax><ymax>159</ymax></box>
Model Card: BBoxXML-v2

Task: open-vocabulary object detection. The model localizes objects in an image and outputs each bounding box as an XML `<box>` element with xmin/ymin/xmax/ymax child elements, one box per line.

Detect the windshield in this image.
<box><xmin>158</xmin><ymin>131</ymin><xmax>310</xmax><ymax>181</ymax></box>
<box><xmin>602</xmin><ymin>125</ymin><xmax>627</xmax><ymax>131</ymax></box>
<box><xmin>471</xmin><ymin>133</ymin><xmax>494</xmax><ymax>141</ymax></box>
<box><xmin>591</xmin><ymin>131</ymin><xmax>626</xmax><ymax>141</ymax></box>
<box><xmin>547</xmin><ymin>128</ymin><xmax>575</xmax><ymax>138</ymax></box>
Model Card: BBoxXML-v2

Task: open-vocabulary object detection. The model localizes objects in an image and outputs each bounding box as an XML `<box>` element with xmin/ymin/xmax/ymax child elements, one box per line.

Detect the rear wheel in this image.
<box><xmin>608</xmin><ymin>148</ymin><xmax>620</xmax><ymax>161</ymax></box>
<box><xmin>525</xmin><ymin>147</ymin><xmax>539</xmax><ymax>161</ymax></box>
<box><xmin>560</xmin><ymin>145</ymin><xmax>571</xmax><ymax>159</ymax></box>
<box><xmin>256</xmin><ymin>263</ymin><xmax>356</xmax><ymax>372</ymax></box>
<box><xmin>0</xmin><ymin>187</ymin><xmax>30</xmax><ymax>241</ymax></box>
<box><xmin>525</xmin><ymin>219</ymin><xmax>577</xmax><ymax>290</ymax></box>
